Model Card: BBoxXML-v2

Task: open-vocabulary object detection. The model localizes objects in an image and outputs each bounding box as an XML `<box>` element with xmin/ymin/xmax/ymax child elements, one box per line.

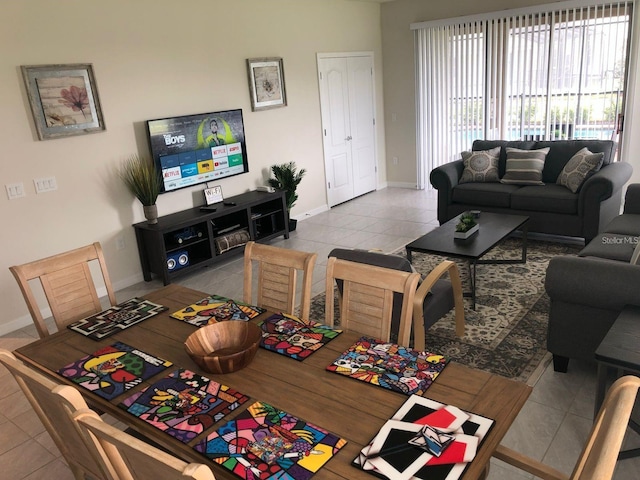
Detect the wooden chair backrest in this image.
<box><xmin>9</xmin><ymin>242</ymin><xmax>117</xmax><ymax>338</ymax></box>
<box><xmin>494</xmin><ymin>375</ymin><xmax>640</xmax><ymax>480</ymax></box>
<box><xmin>243</xmin><ymin>241</ymin><xmax>317</xmax><ymax>320</ymax></box>
<box><xmin>325</xmin><ymin>257</ymin><xmax>420</xmax><ymax>346</ymax></box>
<box><xmin>0</xmin><ymin>349</ymin><xmax>120</xmax><ymax>480</ymax></box>
<box><xmin>75</xmin><ymin>412</ymin><xmax>216</xmax><ymax>480</ymax></box>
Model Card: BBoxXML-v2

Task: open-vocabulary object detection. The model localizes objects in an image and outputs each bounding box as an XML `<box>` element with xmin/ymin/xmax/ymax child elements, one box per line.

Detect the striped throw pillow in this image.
<box><xmin>500</xmin><ymin>147</ymin><xmax>549</xmax><ymax>185</ymax></box>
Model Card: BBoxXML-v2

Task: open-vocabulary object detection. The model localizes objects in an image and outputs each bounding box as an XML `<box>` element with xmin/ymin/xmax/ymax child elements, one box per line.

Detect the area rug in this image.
<box><xmin>310</xmin><ymin>238</ymin><xmax>581</xmax><ymax>385</ymax></box>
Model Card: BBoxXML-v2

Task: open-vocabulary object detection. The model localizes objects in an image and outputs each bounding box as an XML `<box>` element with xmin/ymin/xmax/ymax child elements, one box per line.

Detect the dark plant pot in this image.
<box><xmin>288</xmin><ymin>218</ymin><xmax>298</xmax><ymax>232</ymax></box>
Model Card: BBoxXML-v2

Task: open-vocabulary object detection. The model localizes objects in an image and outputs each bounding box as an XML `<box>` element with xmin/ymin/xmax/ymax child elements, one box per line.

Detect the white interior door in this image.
<box><xmin>318</xmin><ymin>53</ymin><xmax>376</xmax><ymax>207</ymax></box>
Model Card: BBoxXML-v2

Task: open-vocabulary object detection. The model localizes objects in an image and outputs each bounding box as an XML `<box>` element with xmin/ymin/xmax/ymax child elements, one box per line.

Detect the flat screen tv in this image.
<box><xmin>146</xmin><ymin>109</ymin><xmax>249</xmax><ymax>193</ymax></box>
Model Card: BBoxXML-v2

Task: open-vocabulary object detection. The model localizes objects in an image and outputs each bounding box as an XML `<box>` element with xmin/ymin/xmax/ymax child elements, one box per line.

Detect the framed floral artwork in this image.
<box><xmin>246</xmin><ymin>57</ymin><xmax>287</xmax><ymax>111</ymax></box>
<box><xmin>21</xmin><ymin>63</ymin><xmax>106</xmax><ymax>140</ymax></box>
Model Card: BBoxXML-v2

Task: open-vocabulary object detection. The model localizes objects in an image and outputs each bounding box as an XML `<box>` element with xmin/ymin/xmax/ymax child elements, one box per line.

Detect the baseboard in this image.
<box><xmin>386</xmin><ymin>181</ymin><xmax>418</xmax><ymax>189</ymax></box>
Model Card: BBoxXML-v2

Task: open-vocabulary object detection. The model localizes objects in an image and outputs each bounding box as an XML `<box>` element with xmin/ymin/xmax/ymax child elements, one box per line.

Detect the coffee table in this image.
<box><xmin>406</xmin><ymin>212</ymin><xmax>529</xmax><ymax>308</ymax></box>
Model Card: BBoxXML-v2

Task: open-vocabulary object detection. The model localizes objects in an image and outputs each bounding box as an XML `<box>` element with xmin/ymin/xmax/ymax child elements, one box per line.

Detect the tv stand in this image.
<box><xmin>133</xmin><ymin>190</ymin><xmax>289</xmax><ymax>285</ymax></box>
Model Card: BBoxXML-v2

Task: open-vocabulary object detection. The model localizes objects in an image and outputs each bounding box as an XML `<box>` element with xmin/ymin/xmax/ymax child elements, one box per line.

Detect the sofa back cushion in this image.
<box><xmin>472</xmin><ymin>139</ymin><xmax>615</xmax><ymax>183</ymax></box>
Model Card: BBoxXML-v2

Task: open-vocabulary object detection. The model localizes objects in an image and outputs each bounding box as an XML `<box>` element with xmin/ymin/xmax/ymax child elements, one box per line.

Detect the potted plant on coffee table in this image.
<box><xmin>454</xmin><ymin>212</ymin><xmax>479</xmax><ymax>239</ymax></box>
<box><xmin>268</xmin><ymin>161</ymin><xmax>306</xmax><ymax>231</ymax></box>
<box><xmin>119</xmin><ymin>154</ymin><xmax>162</xmax><ymax>224</ymax></box>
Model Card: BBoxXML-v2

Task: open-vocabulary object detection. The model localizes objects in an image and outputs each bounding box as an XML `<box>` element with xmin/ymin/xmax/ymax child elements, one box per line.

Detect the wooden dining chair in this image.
<box><xmin>243</xmin><ymin>240</ymin><xmax>317</xmax><ymax>320</ymax></box>
<box><xmin>75</xmin><ymin>411</ymin><xmax>217</xmax><ymax>480</ymax></box>
<box><xmin>10</xmin><ymin>242</ymin><xmax>117</xmax><ymax>338</ymax></box>
<box><xmin>493</xmin><ymin>375</ymin><xmax>640</xmax><ymax>480</ymax></box>
<box><xmin>328</xmin><ymin>248</ymin><xmax>464</xmax><ymax>350</ymax></box>
<box><xmin>0</xmin><ymin>349</ymin><xmax>121</xmax><ymax>480</ymax></box>
<box><xmin>325</xmin><ymin>256</ymin><xmax>421</xmax><ymax>346</ymax></box>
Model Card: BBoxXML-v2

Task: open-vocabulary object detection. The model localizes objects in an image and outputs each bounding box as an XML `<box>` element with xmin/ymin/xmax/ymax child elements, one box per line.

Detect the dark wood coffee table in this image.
<box><xmin>406</xmin><ymin>212</ymin><xmax>529</xmax><ymax>308</ymax></box>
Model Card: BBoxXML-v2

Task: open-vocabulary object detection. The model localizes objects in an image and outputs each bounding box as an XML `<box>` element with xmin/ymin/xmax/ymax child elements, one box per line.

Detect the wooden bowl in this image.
<box><xmin>184</xmin><ymin>321</ymin><xmax>262</xmax><ymax>374</ymax></box>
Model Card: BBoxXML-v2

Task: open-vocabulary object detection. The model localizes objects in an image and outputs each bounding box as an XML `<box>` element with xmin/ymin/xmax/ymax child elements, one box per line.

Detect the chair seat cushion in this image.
<box><xmin>510</xmin><ymin>184</ymin><xmax>577</xmax><ymax>214</ymax></box>
<box><xmin>603</xmin><ymin>214</ymin><xmax>640</xmax><ymax>236</ymax></box>
<box><xmin>579</xmin><ymin>234</ymin><xmax>636</xmax><ymax>262</ymax></box>
<box><xmin>452</xmin><ymin>183</ymin><xmax>520</xmax><ymax>208</ymax></box>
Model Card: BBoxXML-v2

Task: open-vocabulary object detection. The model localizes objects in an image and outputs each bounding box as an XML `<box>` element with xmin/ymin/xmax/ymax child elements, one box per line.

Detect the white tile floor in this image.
<box><xmin>1</xmin><ymin>187</ymin><xmax>639</xmax><ymax>479</ymax></box>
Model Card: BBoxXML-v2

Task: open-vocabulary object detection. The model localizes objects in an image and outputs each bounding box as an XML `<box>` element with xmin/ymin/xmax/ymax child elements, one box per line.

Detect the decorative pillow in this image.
<box><xmin>500</xmin><ymin>147</ymin><xmax>550</xmax><ymax>185</ymax></box>
<box><xmin>556</xmin><ymin>147</ymin><xmax>604</xmax><ymax>193</ymax></box>
<box><xmin>459</xmin><ymin>147</ymin><xmax>500</xmax><ymax>183</ymax></box>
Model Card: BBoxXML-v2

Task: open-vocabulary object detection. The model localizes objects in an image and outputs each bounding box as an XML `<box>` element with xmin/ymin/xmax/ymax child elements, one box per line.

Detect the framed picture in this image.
<box><xmin>246</xmin><ymin>57</ymin><xmax>287</xmax><ymax>111</ymax></box>
<box><xmin>21</xmin><ymin>63</ymin><xmax>106</xmax><ymax>140</ymax></box>
<box><xmin>204</xmin><ymin>185</ymin><xmax>224</xmax><ymax>205</ymax></box>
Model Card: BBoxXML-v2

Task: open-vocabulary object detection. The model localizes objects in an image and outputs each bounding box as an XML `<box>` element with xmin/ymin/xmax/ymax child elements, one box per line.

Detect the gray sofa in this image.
<box><xmin>545</xmin><ymin>184</ymin><xmax>640</xmax><ymax>372</ymax></box>
<box><xmin>430</xmin><ymin>139</ymin><xmax>632</xmax><ymax>243</ymax></box>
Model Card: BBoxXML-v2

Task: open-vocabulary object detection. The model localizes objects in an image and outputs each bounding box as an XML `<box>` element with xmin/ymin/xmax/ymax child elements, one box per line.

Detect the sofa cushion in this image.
<box><xmin>510</xmin><ymin>184</ymin><xmax>578</xmax><ymax>214</ymax></box>
<box><xmin>501</xmin><ymin>147</ymin><xmax>550</xmax><ymax>185</ymax></box>
<box><xmin>579</xmin><ymin>233</ymin><xmax>637</xmax><ymax>262</ymax></box>
<box><xmin>603</xmin><ymin>214</ymin><xmax>640</xmax><ymax>236</ymax></box>
<box><xmin>452</xmin><ymin>182</ymin><xmax>519</xmax><ymax>208</ymax></box>
<box><xmin>556</xmin><ymin>147</ymin><xmax>604</xmax><ymax>193</ymax></box>
<box><xmin>459</xmin><ymin>147</ymin><xmax>500</xmax><ymax>183</ymax></box>
<box><xmin>533</xmin><ymin>140</ymin><xmax>616</xmax><ymax>182</ymax></box>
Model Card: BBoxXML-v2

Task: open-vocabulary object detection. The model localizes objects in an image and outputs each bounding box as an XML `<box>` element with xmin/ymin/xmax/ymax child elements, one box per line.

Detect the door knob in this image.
<box><xmin>345</xmin><ymin>136</ymin><xmax>352</xmax><ymax>141</ymax></box>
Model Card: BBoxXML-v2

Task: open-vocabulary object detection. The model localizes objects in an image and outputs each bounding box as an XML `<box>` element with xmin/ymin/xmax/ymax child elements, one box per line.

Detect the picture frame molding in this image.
<box><xmin>21</xmin><ymin>63</ymin><xmax>106</xmax><ymax>140</ymax></box>
<box><xmin>246</xmin><ymin>57</ymin><xmax>287</xmax><ymax>111</ymax></box>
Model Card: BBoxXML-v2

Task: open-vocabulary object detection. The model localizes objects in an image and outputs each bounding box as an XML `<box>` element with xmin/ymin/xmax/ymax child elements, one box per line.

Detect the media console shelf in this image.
<box><xmin>133</xmin><ymin>190</ymin><xmax>289</xmax><ymax>285</ymax></box>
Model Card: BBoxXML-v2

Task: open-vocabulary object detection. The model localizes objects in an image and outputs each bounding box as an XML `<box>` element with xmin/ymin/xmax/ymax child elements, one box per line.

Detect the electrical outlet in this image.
<box><xmin>392</xmin><ymin>157</ymin><xmax>399</xmax><ymax>165</ymax></box>
<box><xmin>116</xmin><ymin>236</ymin><xmax>126</xmax><ymax>250</ymax></box>
<box><xmin>6</xmin><ymin>182</ymin><xmax>25</xmax><ymax>199</ymax></box>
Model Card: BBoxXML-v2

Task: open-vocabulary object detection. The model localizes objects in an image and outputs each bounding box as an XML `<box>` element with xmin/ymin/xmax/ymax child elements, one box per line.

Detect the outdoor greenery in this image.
<box><xmin>268</xmin><ymin>162</ymin><xmax>307</xmax><ymax>212</ymax></box>
<box><xmin>119</xmin><ymin>154</ymin><xmax>161</xmax><ymax>206</ymax></box>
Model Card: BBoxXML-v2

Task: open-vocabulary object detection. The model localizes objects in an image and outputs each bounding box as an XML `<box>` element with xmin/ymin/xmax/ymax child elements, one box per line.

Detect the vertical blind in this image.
<box><xmin>413</xmin><ymin>1</ymin><xmax>633</xmax><ymax>188</ymax></box>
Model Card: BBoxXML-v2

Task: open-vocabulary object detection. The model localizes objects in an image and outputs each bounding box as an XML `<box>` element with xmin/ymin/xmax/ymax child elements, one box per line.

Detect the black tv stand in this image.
<box><xmin>133</xmin><ymin>190</ymin><xmax>289</xmax><ymax>285</ymax></box>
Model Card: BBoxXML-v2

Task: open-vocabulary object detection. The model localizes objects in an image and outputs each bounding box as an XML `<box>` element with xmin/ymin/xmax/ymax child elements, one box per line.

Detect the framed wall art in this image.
<box><xmin>246</xmin><ymin>57</ymin><xmax>287</xmax><ymax>111</ymax></box>
<box><xmin>21</xmin><ymin>63</ymin><xmax>106</xmax><ymax>140</ymax></box>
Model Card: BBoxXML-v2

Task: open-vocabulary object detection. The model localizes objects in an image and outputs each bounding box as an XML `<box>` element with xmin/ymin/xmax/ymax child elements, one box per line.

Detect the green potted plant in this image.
<box><xmin>268</xmin><ymin>162</ymin><xmax>307</xmax><ymax>231</ymax></box>
<box><xmin>454</xmin><ymin>212</ymin><xmax>478</xmax><ymax>239</ymax></box>
<box><xmin>119</xmin><ymin>154</ymin><xmax>162</xmax><ymax>224</ymax></box>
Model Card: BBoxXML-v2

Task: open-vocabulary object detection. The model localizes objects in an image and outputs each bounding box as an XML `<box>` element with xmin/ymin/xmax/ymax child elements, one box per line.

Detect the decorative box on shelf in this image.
<box><xmin>454</xmin><ymin>224</ymin><xmax>479</xmax><ymax>239</ymax></box>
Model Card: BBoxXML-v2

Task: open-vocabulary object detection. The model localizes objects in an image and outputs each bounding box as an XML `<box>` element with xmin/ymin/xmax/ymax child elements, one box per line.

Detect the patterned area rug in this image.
<box><xmin>310</xmin><ymin>238</ymin><xmax>580</xmax><ymax>385</ymax></box>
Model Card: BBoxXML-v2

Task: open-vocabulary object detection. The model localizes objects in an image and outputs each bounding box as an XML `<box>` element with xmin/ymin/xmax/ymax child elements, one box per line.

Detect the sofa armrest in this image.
<box><xmin>430</xmin><ymin>160</ymin><xmax>464</xmax><ymax>223</ymax></box>
<box><xmin>579</xmin><ymin>161</ymin><xmax>632</xmax><ymax>212</ymax></box>
<box><xmin>623</xmin><ymin>184</ymin><xmax>640</xmax><ymax>214</ymax></box>
<box><xmin>545</xmin><ymin>255</ymin><xmax>640</xmax><ymax>310</ymax></box>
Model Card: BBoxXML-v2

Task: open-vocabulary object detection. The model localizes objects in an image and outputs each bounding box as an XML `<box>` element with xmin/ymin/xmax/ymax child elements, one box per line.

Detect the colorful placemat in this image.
<box><xmin>354</xmin><ymin>395</ymin><xmax>494</xmax><ymax>480</ymax></box>
<box><xmin>194</xmin><ymin>400</ymin><xmax>347</xmax><ymax>480</ymax></box>
<box><xmin>259</xmin><ymin>312</ymin><xmax>342</xmax><ymax>361</ymax></box>
<box><xmin>67</xmin><ymin>298</ymin><xmax>167</xmax><ymax>340</ymax></box>
<box><xmin>120</xmin><ymin>368</ymin><xmax>250</xmax><ymax>443</ymax></box>
<box><xmin>58</xmin><ymin>342</ymin><xmax>172</xmax><ymax>400</ymax></box>
<box><xmin>326</xmin><ymin>337</ymin><xmax>448</xmax><ymax>396</ymax></box>
<box><xmin>171</xmin><ymin>295</ymin><xmax>266</xmax><ymax>327</ymax></box>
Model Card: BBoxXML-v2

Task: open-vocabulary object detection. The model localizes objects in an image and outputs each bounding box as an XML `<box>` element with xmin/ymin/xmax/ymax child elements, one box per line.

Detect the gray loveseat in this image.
<box><xmin>430</xmin><ymin>140</ymin><xmax>632</xmax><ymax>243</ymax></box>
<box><xmin>545</xmin><ymin>184</ymin><xmax>640</xmax><ymax>372</ymax></box>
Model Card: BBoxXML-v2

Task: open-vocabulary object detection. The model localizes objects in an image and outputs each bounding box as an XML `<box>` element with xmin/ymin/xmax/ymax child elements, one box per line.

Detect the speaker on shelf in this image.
<box><xmin>167</xmin><ymin>250</ymin><xmax>189</xmax><ymax>271</ymax></box>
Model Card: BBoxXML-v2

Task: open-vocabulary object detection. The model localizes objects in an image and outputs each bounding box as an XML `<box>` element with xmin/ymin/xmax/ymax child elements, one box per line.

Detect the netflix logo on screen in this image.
<box><xmin>163</xmin><ymin>167</ymin><xmax>181</xmax><ymax>180</ymax></box>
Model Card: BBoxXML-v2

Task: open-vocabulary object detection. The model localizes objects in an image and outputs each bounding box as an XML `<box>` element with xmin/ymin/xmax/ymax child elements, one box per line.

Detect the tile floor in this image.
<box><xmin>1</xmin><ymin>187</ymin><xmax>639</xmax><ymax>479</ymax></box>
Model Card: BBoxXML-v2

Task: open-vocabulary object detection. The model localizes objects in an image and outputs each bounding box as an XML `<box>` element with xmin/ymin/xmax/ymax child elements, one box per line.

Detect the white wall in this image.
<box><xmin>380</xmin><ymin>0</ymin><xmax>640</xmax><ymax>185</ymax></box>
<box><xmin>0</xmin><ymin>0</ymin><xmax>385</xmax><ymax>333</ymax></box>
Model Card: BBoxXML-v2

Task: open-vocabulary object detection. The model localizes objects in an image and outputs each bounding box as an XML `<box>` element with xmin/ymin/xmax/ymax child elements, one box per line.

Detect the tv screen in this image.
<box><xmin>146</xmin><ymin>109</ymin><xmax>249</xmax><ymax>193</ymax></box>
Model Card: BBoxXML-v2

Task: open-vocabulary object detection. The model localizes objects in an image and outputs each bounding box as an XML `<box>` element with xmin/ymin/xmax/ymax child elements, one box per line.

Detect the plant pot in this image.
<box><xmin>288</xmin><ymin>218</ymin><xmax>298</xmax><ymax>232</ymax></box>
<box><xmin>143</xmin><ymin>204</ymin><xmax>158</xmax><ymax>225</ymax></box>
<box><xmin>454</xmin><ymin>224</ymin><xmax>478</xmax><ymax>239</ymax></box>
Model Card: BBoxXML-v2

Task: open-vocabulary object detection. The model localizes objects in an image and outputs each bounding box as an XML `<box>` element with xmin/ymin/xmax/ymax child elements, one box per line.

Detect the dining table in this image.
<box><xmin>13</xmin><ymin>284</ymin><xmax>531</xmax><ymax>480</ymax></box>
